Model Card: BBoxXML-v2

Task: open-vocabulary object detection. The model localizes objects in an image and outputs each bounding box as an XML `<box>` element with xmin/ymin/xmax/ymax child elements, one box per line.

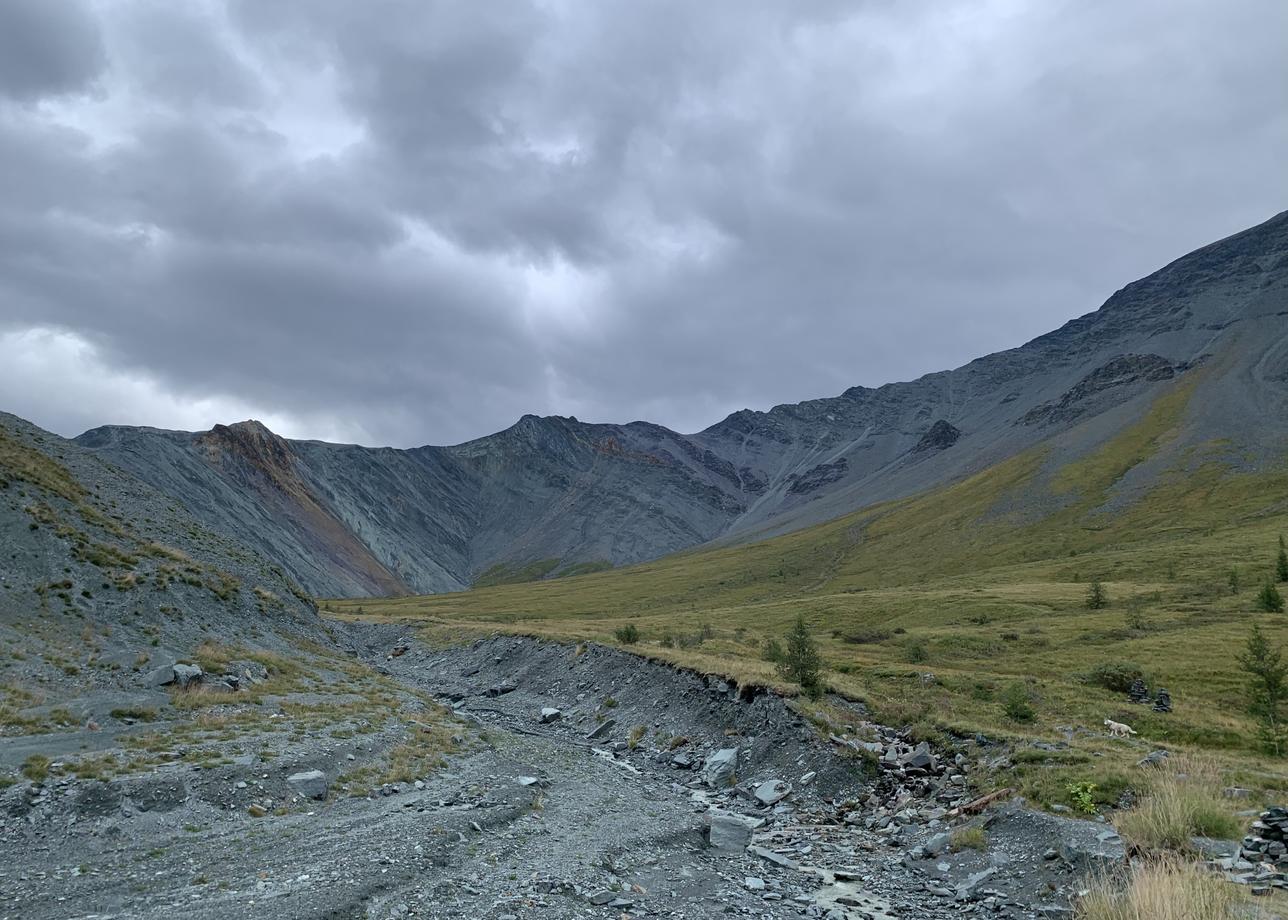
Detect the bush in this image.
<box><xmin>762</xmin><ymin>637</ymin><xmax>784</xmax><ymax>663</ymax></box>
<box><xmin>1086</xmin><ymin>580</ymin><xmax>1109</xmax><ymax>610</ymax></box>
<box><xmin>904</xmin><ymin>639</ymin><xmax>929</xmax><ymax>664</ymax></box>
<box><xmin>613</xmin><ymin>624</ymin><xmax>640</xmax><ymax>645</ymax></box>
<box><xmin>1081</xmin><ymin>661</ymin><xmax>1147</xmax><ymax>694</ymax></box>
<box><xmin>1068</xmin><ymin>780</ymin><xmax>1098</xmax><ymax>814</ymax></box>
<box><xmin>1001</xmin><ymin>682</ymin><xmax>1035</xmax><ymax>722</ymax></box>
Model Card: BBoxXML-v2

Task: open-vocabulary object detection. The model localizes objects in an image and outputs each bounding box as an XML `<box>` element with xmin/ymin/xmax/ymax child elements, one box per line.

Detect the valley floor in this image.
<box><xmin>0</xmin><ymin>629</ymin><xmax>1130</xmax><ymax>919</ymax></box>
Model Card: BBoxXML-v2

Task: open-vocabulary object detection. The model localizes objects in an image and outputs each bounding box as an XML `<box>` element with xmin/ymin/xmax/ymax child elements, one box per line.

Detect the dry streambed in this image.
<box><xmin>0</xmin><ymin>630</ymin><xmax>1127</xmax><ymax>919</ymax></box>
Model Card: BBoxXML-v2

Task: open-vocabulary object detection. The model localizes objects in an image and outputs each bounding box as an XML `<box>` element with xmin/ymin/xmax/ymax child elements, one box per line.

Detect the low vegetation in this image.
<box><xmin>1075</xmin><ymin>857</ymin><xmax>1254</xmax><ymax>920</ymax></box>
<box><xmin>1115</xmin><ymin>758</ymin><xmax>1242</xmax><ymax>853</ymax></box>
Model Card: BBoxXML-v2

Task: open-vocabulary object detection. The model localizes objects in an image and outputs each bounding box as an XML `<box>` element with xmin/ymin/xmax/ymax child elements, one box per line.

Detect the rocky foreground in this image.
<box><xmin>1</xmin><ymin>631</ymin><xmax>1134</xmax><ymax>919</ymax></box>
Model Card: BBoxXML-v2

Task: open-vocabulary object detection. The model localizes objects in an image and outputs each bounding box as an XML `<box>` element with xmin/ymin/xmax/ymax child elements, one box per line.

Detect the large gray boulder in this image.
<box><xmin>286</xmin><ymin>770</ymin><xmax>328</xmax><ymax>800</ymax></box>
<box><xmin>706</xmin><ymin>810</ymin><xmax>755</xmax><ymax>852</ymax></box>
<box><xmin>143</xmin><ymin>661</ymin><xmax>179</xmax><ymax>688</ymax></box>
<box><xmin>171</xmin><ymin>664</ymin><xmax>203</xmax><ymax>688</ymax></box>
<box><xmin>702</xmin><ymin>748</ymin><xmax>739</xmax><ymax>788</ymax></box>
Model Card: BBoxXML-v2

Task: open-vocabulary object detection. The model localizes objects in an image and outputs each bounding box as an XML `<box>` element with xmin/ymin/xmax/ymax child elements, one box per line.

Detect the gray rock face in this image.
<box><xmin>64</xmin><ymin>211</ymin><xmax>1288</xmax><ymax>598</ymax></box>
<box><xmin>286</xmin><ymin>770</ymin><xmax>328</xmax><ymax>800</ymax></box>
<box><xmin>702</xmin><ymin>748</ymin><xmax>739</xmax><ymax>788</ymax></box>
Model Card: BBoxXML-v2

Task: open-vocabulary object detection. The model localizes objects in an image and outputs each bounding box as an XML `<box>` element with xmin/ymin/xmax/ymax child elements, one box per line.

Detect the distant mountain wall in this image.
<box><xmin>73</xmin><ymin>211</ymin><xmax>1288</xmax><ymax>597</ymax></box>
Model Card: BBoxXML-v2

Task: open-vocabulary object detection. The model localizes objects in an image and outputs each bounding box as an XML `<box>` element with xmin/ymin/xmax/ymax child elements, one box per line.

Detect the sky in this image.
<box><xmin>1</xmin><ymin>1</ymin><xmax>1285</xmax><ymax>448</ymax></box>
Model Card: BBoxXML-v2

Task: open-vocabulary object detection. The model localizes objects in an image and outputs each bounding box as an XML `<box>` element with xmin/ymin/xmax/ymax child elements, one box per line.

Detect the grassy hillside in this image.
<box><xmin>332</xmin><ymin>378</ymin><xmax>1288</xmax><ymax>810</ymax></box>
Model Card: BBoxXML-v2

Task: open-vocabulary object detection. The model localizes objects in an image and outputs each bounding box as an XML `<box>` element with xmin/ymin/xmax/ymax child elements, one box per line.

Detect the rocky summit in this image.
<box><xmin>73</xmin><ymin>211</ymin><xmax>1288</xmax><ymax>598</ymax></box>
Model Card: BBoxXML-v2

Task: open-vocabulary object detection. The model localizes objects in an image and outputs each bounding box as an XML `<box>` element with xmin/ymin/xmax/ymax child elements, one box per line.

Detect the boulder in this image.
<box><xmin>586</xmin><ymin>719</ymin><xmax>616</xmax><ymax>740</ymax></box>
<box><xmin>539</xmin><ymin>707</ymin><xmax>562</xmax><ymax>724</ymax></box>
<box><xmin>286</xmin><ymin>769</ymin><xmax>328</xmax><ymax>800</ymax></box>
<box><xmin>754</xmin><ymin>779</ymin><xmax>791</xmax><ymax>806</ymax></box>
<box><xmin>900</xmin><ymin>742</ymin><xmax>934</xmax><ymax>770</ymax></box>
<box><xmin>143</xmin><ymin>661</ymin><xmax>179</xmax><ymax>688</ymax></box>
<box><xmin>706</xmin><ymin>810</ymin><xmax>755</xmax><ymax>852</ymax></box>
<box><xmin>702</xmin><ymin>748</ymin><xmax>739</xmax><ymax>788</ymax></box>
<box><xmin>1138</xmin><ymin>750</ymin><xmax>1170</xmax><ymax>769</ymax></box>
<box><xmin>171</xmin><ymin>664</ymin><xmax>203</xmax><ymax>688</ymax></box>
<box><xmin>924</xmin><ymin>832</ymin><xmax>952</xmax><ymax>858</ymax></box>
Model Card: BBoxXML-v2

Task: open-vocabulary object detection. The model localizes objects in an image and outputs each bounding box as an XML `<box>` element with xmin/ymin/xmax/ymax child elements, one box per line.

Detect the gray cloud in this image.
<box><xmin>0</xmin><ymin>0</ymin><xmax>105</xmax><ymax>101</ymax></box>
<box><xmin>1</xmin><ymin>0</ymin><xmax>1285</xmax><ymax>446</ymax></box>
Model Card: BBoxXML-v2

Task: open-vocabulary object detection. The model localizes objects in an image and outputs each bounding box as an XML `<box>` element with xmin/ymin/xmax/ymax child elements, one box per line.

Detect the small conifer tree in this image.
<box><xmin>1277</xmin><ymin>535</ymin><xmax>1288</xmax><ymax>583</ymax></box>
<box><xmin>1258</xmin><ymin>581</ymin><xmax>1286</xmax><ymax>614</ymax></box>
<box><xmin>1086</xmin><ymin>580</ymin><xmax>1109</xmax><ymax>610</ymax></box>
<box><xmin>1239</xmin><ymin>624</ymin><xmax>1288</xmax><ymax>756</ymax></box>
<box><xmin>776</xmin><ymin>614</ymin><xmax>824</xmax><ymax>699</ymax></box>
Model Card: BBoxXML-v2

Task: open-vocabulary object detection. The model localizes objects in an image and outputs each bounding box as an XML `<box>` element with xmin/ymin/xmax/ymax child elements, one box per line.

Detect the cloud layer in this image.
<box><xmin>2</xmin><ymin>0</ymin><xmax>1285</xmax><ymax>446</ymax></box>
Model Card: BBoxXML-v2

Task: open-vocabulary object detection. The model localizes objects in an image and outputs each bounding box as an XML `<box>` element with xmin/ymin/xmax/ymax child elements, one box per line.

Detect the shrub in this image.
<box><xmin>1081</xmin><ymin>661</ymin><xmax>1147</xmax><ymax>694</ymax></box>
<box><xmin>762</xmin><ymin>637</ymin><xmax>784</xmax><ymax>663</ymax></box>
<box><xmin>626</xmin><ymin>725</ymin><xmax>646</xmax><ymax>749</ymax></box>
<box><xmin>1068</xmin><ymin>781</ymin><xmax>1098</xmax><ymax>814</ymax></box>
<box><xmin>1075</xmin><ymin>856</ymin><xmax>1251</xmax><ymax>920</ymax></box>
<box><xmin>1086</xmin><ymin>580</ymin><xmax>1109</xmax><ymax>610</ymax></box>
<box><xmin>1001</xmin><ymin>682</ymin><xmax>1035</xmax><ymax>722</ymax></box>
<box><xmin>613</xmin><ymin>624</ymin><xmax>640</xmax><ymax>645</ymax></box>
<box><xmin>904</xmin><ymin>639</ymin><xmax>929</xmax><ymax>664</ymax></box>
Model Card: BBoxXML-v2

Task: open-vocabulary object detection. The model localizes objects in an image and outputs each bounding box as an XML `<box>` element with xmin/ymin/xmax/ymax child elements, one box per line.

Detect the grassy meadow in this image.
<box><xmin>331</xmin><ymin>381</ymin><xmax>1288</xmax><ymax>816</ymax></box>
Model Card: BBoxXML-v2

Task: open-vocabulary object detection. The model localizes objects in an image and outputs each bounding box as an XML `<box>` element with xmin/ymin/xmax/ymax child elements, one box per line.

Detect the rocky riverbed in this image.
<box><xmin>0</xmin><ymin>629</ymin><xmax>1133</xmax><ymax>919</ymax></box>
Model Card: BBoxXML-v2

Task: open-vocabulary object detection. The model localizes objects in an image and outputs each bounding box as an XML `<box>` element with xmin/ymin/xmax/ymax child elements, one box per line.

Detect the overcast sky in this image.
<box><xmin>1</xmin><ymin>0</ymin><xmax>1284</xmax><ymax>447</ymax></box>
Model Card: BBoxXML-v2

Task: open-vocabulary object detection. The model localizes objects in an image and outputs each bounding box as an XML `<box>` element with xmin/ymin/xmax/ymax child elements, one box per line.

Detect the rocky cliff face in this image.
<box><xmin>73</xmin><ymin>211</ymin><xmax>1288</xmax><ymax>596</ymax></box>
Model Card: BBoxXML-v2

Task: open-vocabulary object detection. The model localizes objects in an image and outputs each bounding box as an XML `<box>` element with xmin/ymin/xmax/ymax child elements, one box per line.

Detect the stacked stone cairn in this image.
<box><xmin>1127</xmin><ymin>678</ymin><xmax>1150</xmax><ymax>705</ymax></box>
<box><xmin>1224</xmin><ymin>807</ymin><xmax>1288</xmax><ymax>894</ymax></box>
<box><xmin>1152</xmin><ymin>688</ymin><xmax>1172</xmax><ymax>713</ymax></box>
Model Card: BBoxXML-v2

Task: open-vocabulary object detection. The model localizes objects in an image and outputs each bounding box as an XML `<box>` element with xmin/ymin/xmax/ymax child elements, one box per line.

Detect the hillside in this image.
<box><xmin>75</xmin><ymin>210</ymin><xmax>1288</xmax><ymax>597</ymax></box>
<box><xmin>333</xmin><ymin>369</ymin><xmax>1288</xmax><ymax>809</ymax></box>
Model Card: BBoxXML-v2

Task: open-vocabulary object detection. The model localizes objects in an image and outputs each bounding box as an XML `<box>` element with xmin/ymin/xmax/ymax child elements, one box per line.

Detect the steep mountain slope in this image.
<box><xmin>75</xmin><ymin>210</ymin><xmax>1288</xmax><ymax>597</ymax></box>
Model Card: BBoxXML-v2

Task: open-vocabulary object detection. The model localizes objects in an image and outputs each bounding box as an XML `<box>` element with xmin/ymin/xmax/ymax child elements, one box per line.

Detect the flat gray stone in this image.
<box><xmin>286</xmin><ymin>769</ymin><xmax>328</xmax><ymax>800</ymax></box>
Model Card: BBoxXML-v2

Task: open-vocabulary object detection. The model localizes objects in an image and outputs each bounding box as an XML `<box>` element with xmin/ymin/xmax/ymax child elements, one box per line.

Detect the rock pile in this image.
<box><xmin>1222</xmin><ymin>806</ymin><xmax>1288</xmax><ymax>893</ymax></box>
<box><xmin>1127</xmin><ymin>677</ymin><xmax>1150</xmax><ymax>704</ymax></box>
<box><xmin>1152</xmin><ymin>688</ymin><xmax>1172</xmax><ymax>713</ymax></box>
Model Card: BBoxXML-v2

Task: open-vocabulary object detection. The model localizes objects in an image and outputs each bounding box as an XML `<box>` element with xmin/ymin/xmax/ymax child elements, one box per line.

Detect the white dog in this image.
<box><xmin>1104</xmin><ymin>718</ymin><xmax>1137</xmax><ymax>738</ymax></box>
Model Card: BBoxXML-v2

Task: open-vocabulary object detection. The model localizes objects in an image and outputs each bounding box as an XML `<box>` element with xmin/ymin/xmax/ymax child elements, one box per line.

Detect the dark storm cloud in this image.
<box><xmin>1</xmin><ymin>0</ymin><xmax>1286</xmax><ymax>446</ymax></box>
<box><xmin>0</xmin><ymin>0</ymin><xmax>106</xmax><ymax>101</ymax></box>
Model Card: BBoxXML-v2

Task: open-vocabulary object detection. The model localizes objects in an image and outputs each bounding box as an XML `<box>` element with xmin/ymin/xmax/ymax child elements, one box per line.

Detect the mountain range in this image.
<box><xmin>69</xmin><ymin>210</ymin><xmax>1288</xmax><ymax>598</ymax></box>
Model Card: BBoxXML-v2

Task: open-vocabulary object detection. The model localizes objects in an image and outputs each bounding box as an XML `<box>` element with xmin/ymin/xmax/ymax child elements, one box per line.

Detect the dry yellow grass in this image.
<box><xmin>1076</xmin><ymin>857</ymin><xmax>1257</xmax><ymax>920</ymax></box>
<box><xmin>1115</xmin><ymin>757</ymin><xmax>1244</xmax><ymax>853</ymax></box>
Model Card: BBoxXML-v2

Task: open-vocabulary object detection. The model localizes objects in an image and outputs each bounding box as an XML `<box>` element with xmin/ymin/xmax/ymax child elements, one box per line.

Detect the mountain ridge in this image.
<box><xmin>72</xmin><ymin>209</ymin><xmax>1288</xmax><ymax>597</ymax></box>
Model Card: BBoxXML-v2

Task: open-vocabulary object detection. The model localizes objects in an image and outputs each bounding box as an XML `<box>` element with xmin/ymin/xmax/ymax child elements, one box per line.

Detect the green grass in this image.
<box><xmin>331</xmin><ymin>380</ymin><xmax>1288</xmax><ymax>804</ymax></box>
